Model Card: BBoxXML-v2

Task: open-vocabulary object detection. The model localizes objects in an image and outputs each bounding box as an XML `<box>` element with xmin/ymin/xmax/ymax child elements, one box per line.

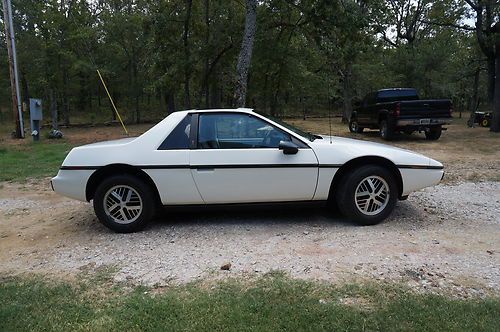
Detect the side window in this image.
<box><xmin>158</xmin><ymin>115</ymin><xmax>191</xmax><ymax>150</ymax></box>
<box><xmin>197</xmin><ymin>113</ymin><xmax>291</xmax><ymax>149</ymax></box>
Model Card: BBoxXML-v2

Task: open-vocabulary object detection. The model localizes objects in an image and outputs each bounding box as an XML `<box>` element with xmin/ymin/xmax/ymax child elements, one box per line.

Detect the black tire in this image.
<box><xmin>425</xmin><ymin>126</ymin><xmax>442</xmax><ymax>140</ymax></box>
<box><xmin>349</xmin><ymin>118</ymin><xmax>364</xmax><ymax>133</ymax></box>
<box><xmin>93</xmin><ymin>175</ymin><xmax>156</xmax><ymax>233</ymax></box>
<box><xmin>336</xmin><ymin>165</ymin><xmax>398</xmax><ymax>226</ymax></box>
<box><xmin>379</xmin><ymin>120</ymin><xmax>394</xmax><ymax>140</ymax></box>
<box><xmin>467</xmin><ymin>118</ymin><xmax>474</xmax><ymax>127</ymax></box>
<box><xmin>481</xmin><ymin>118</ymin><xmax>490</xmax><ymax>127</ymax></box>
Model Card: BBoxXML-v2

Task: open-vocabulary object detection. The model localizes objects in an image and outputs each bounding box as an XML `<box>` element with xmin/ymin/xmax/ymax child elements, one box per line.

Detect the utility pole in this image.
<box><xmin>2</xmin><ymin>0</ymin><xmax>24</xmax><ymax>138</ymax></box>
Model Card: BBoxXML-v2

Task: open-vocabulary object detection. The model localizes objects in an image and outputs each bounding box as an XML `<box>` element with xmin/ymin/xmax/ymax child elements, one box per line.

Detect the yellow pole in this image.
<box><xmin>96</xmin><ymin>69</ymin><xmax>129</xmax><ymax>136</ymax></box>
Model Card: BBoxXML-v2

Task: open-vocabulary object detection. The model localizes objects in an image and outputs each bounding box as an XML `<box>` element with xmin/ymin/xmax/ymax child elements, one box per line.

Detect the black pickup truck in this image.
<box><xmin>349</xmin><ymin>88</ymin><xmax>453</xmax><ymax>140</ymax></box>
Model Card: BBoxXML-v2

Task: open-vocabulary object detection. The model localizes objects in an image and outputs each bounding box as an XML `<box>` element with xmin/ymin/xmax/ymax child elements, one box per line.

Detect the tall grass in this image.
<box><xmin>0</xmin><ymin>274</ymin><xmax>498</xmax><ymax>331</ymax></box>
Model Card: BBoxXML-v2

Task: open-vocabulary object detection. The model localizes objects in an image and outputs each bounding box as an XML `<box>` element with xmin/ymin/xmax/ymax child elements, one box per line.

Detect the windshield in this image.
<box><xmin>256</xmin><ymin>111</ymin><xmax>317</xmax><ymax>142</ymax></box>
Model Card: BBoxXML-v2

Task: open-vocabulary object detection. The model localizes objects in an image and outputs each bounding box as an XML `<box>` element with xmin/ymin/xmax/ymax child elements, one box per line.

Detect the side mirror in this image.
<box><xmin>279</xmin><ymin>141</ymin><xmax>299</xmax><ymax>155</ymax></box>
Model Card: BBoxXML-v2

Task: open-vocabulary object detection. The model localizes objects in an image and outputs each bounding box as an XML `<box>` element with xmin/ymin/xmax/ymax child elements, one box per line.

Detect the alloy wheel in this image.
<box><xmin>354</xmin><ymin>176</ymin><xmax>390</xmax><ymax>216</ymax></box>
<box><xmin>103</xmin><ymin>185</ymin><xmax>143</xmax><ymax>224</ymax></box>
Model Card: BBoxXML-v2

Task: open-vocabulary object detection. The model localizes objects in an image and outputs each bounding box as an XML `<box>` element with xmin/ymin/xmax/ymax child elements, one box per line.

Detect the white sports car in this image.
<box><xmin>51</xmin><ymin>108</ymin><xmax>444</xmax><ymax>232</ymax></box>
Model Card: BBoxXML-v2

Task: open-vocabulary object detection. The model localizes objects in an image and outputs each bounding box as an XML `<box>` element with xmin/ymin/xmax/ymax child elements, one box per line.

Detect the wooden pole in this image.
<box><xmin>2</xmin><ymin>0</ymin><xmax>24</xmax><ymax>138</ymax></box>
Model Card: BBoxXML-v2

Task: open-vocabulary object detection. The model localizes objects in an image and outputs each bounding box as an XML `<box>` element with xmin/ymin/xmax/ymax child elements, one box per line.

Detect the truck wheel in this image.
<box><xmin>425</xmin><ymin>126</ymin><xmax>442</xmax><ymax>140</ymax></box>
<box><xmin>349</xmin><ymin>119</ymin><xmax>364</xmax><ymax>133</ymax></box>
<box><xmin>336</xmin><ymin>165</ymin><xmax>398</xmax><ymax>226</ymax></box>
<box><xmin>93</xmin><ymin>175</ymin><xmax>156</xmax><ymax>233</ymax></box>
<box><xmin>379</xmin><ymin>120</ymin><xmax>394</xmax><ymax>140</ymax></box>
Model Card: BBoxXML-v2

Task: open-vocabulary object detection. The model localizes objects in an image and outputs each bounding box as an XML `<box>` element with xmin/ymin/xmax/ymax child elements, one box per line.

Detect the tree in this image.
<box><xmin>234</xmin><ymin>0</ymin><xmax>257</xmax><ymax>108</ymax></box>
<box><xmin>465</xmin><ymin>0</ymin><xmax>499</xmax><ymax>106</ymax></box>
<box><xmin>492</xmin><ymin>21</ymin><xmax>500</xmax><ymax>132</ymax></box>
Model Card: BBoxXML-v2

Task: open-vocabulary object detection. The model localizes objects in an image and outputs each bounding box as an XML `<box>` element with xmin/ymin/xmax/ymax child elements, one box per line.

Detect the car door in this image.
<box><xmin>190</xmin><ymin>112</ymin><xmax>319</xmax><ymax>204</ymax></box>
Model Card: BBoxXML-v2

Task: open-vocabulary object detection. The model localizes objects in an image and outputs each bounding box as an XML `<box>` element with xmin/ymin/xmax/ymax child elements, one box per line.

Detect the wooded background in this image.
<box><xmin>0</xmin><ymin>0</ymin><xmax>498</xmax><ymax>126</ymax></box>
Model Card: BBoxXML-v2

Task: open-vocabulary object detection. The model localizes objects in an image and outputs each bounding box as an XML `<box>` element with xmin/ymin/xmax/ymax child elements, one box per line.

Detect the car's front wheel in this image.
<box><xmin>93</xmin><ymin>175</ymin><xmax>156</xmax><ymax>233</ymax></box>
<box><xmin>337</xmin><ymin>165</ymin><xmax>398</xmax><ymax>226</ymax></box>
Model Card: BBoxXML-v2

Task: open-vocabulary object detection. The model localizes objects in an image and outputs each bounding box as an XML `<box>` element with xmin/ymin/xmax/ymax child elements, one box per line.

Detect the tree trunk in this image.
<box><xmin>491</xmin><ymin>23</ymin><xmax>500</xmax><ymax>132</ymax></box>
<box><xmin>62</xmin><ymin>69</ymin><xmax>70</xmax><ymax>126</ymax></box>
<box><xmin>468</xmin><ymin>68</ymin><xmax>480</xmax><ymax>127</ymax></box>
<box><xmin>210</xmin><ymin>72</ymin><xmax>220</xmax><ymax>108</ymax></box>
<box><xmin>165</xmin><ymin>91</ymin><xmax>175</xmax><ymax>115</ymax></box>
<box><xmin>470</xmin><ymin>1</ymin><xmax>495</xmax><ymax>105</ymax></box>
<box><xmin>202</xmin><ymin>0</ymin><xmax>210</xmax><ymax>108</ymax></box>
<box><xmin>342</xmin><ymin>62</ymin><xmax>353</xmax><ymax>123</ymax></box>
<box><xmin>20</xmin><ymin>71</ymin><xmax>29</xmax><ymax>114</ymax></box>
<box><xmin>234</xmin><ymin>0</ymin><xmax>257</xmax><ymax>108</ymax></box>
<box><xmin>183</xmin><ymin>0</ymin><xmax>193</xmax><ymax>109</ymax></box>
<box><xmin>50</xmin><ymin>89</ymin><xmax>58</xmax><ymax>130</ymax></box>
<box><xmin>487</xmin><ymin>57</ymin><xmax>495</xmax><ymax>106</ymax></box>
<box><xmin>133</xmin><ymin>57</ymin><xmax>140</xmax><ymax>124</ymax></box>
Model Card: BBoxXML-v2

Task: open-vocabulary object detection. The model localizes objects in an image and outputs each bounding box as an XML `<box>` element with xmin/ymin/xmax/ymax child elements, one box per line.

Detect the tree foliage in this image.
<box><xmin>0</xmin><ymin>0</ymin><xmax>497</xmax><ymax>125</ymax></box>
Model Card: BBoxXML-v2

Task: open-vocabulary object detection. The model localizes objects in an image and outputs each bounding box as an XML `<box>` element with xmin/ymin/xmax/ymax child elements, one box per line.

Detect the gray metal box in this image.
<box><xmin>29</xmin><ymin>98</ymin><xmax>43</xmax><ymax>120</ymax></box>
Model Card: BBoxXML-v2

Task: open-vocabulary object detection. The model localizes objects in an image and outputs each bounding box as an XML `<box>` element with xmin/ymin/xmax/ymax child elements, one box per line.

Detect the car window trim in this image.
<box><xmin>191</xmin><ymin>111</ymin><xmax>310</xmax><ymax>150</ymax></box>
<box><xmin>189</xmin><ymin>113</ymin><xmax>199</xmax><ymax>150</ymax></box>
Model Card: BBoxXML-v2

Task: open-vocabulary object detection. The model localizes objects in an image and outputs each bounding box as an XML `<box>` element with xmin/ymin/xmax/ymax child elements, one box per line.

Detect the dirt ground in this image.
<box><xmin>0</xmin><ymin>116</ymin><xmax>499</xmax><ymax>297</ymax></box>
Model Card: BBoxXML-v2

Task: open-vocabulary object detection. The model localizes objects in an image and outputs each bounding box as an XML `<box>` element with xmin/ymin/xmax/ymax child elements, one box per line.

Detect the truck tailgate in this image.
<box><xmin>399</xmin><ymin>99</ymin><xmax>452</xmax><ymax>118</ymax></box>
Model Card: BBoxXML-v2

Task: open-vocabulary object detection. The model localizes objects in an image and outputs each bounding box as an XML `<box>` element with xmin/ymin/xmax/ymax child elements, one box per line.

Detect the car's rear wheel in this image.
<box><xmin>349</xmin><ymin>118</ymin><xmax>364</xmax><ymax>133</ymax></box>
<box><xmin>379</xmin><ymin>120</ymin><xmax>394</xmax><ymax>140</ymax></box>
<box><xmin>93</xmin><ymin>175</ymin><xmax>155</xmax><ymax>233</ymax></box>
<box><xmin>425</xmin><ymin>126</ymin><xmax>442</xmax><ymax>140</ymax></box>
<box><xmin>337</xmin><ymin>165</ymin><xmax>398</xmax><ymax>226</ymax></box>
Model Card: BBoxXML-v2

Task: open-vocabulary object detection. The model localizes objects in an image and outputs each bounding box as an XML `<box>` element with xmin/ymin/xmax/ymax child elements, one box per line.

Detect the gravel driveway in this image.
<box><xmin>0</xmin><ymin>180</ymin><xmax>498</xmax><ymax>297</ymax></box>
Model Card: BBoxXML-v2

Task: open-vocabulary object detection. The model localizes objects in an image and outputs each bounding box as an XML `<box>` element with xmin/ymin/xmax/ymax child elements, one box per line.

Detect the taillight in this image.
<box><xmin>394</xmin><ymin>103</ymin><xmax>400</xmax><ymax>117</ymax></box>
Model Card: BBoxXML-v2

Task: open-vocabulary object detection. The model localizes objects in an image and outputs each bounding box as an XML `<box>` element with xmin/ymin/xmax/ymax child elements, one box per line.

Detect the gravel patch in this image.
<box><xmin>0</xmin><ymin>181</ymin><xmax>498</xmax><ymax>297</ymax></box>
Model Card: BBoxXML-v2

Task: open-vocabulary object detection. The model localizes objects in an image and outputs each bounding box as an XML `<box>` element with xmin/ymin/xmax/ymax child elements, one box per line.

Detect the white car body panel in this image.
<box><xmin>190</xmin><ymin>148</ymin><xmax>318</xmax><ymax>203</ymax></box>
<box><xmin>51</xmin><ymin>108</ymin><xmax>444</xmax><ymax>204</ymax></box>
<box><xmin>51</xmin><ymin>170</ymin><xmax>94</xmax><ymax>201</ymax></box>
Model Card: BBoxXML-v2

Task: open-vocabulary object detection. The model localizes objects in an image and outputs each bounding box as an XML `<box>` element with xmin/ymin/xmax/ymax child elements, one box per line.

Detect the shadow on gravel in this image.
<box><xmin>144</xmin><ymin>199</ymin><xmax>426</xmax><ymax>233</ymax></box>
<box><xmin>71</xmin><ymin>198</ymin><xmax>425</xmax><ymax>235</ymax></box>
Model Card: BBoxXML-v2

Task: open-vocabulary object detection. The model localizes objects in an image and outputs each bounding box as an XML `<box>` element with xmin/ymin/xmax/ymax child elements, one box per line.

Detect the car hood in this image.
<box><xmin>310</xmin><ymin>135</ymin><xmax>440</xmax><ymax>167</ymax></box>
<box><xmin>314</xmin><ymin>135</ymin><xmax>421</xmax><ymax>154</ymax></box>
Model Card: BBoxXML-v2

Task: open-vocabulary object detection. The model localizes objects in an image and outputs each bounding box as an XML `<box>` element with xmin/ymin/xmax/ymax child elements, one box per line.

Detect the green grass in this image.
<box><xmin>0</xmin><ymin>274</ymin><xmax>499</xmax><ymax>331</ymax></box>
<box><xmin>0</xmin><ymin>142</ymin><xmax>71</xmax><ymax>181</ymax></box>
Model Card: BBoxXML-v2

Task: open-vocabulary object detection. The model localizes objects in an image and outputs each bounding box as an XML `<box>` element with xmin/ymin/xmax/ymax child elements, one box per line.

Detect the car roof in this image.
<box><xmin>181</xmin><ymin>108</ymin><xmax>254</xmax><ymax>114</ymax></box>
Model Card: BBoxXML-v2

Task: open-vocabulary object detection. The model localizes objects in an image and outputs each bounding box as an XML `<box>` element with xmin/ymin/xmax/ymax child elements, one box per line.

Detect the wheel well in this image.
<box><xmin>328</xmin><ymin>156</ymin><xmax>403</xmax><ymax>201</ymax></box>
<box><xmin>85</xmin><ymin>164</ymin><xmax>161</xmax><ymax>203</ymax></box>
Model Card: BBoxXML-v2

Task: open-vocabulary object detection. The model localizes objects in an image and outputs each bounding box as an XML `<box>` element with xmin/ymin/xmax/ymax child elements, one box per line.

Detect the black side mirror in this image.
<box><xmin>279</xmin><ymin>141</ymin><xmax>299</xmax><ymax>155</ymax></box>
